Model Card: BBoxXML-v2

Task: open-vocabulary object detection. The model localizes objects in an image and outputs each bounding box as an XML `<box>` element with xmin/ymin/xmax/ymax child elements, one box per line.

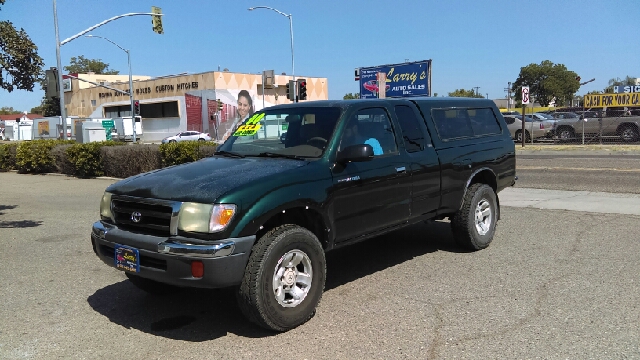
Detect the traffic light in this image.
<box><xmin>217</xmin><ymin>99</ymin><xmax>223</xmax><ymax>111</ymax></box>
<box><xmin>44</xmin><ymin>67</ymin><xmax>59</xmax><ymax>101</ymax></box>
<box><xmin>286</xmin><ymin>80</ymin><xmax>295</xmax><ymax>101</ymax></box>
<box><xmin>297</xmin><ymin>79</ymin><xmax>307</xmax><ymax>101</ymax></box>
<box><xmin>151</xmin><ymin>6</ymin><xmax>163</xmax><ymax>34</ymax></box>
<box><xmin>134</xmin><ymin>100</ymin><xmax>140</xmax><ymax>116</ymax></box>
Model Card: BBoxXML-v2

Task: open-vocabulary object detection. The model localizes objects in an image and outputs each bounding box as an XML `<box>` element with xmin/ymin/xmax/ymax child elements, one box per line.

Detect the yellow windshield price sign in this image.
<box><xmin>233</xmin><ymin>113</ymin><xmax>265</xmax><ymax>136</ymax></box>
<box><xmin>246</xmin><ymin>113</ymin><xmax>265</xmax><ymax>125</ymax></box>
<box><xmin>233</xmin><ymin>124</ymin><xmax>262</xmax><ymax>136</ymax></box>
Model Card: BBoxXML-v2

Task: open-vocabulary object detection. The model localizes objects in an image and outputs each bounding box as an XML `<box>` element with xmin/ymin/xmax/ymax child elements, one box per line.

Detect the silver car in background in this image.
<box><xmin>161</xmin><ymin>131</ymin><xmax>212</xmax><ymax>144</ymax></box>
<box><xmin>503</xmin><ymin>115</ymin><xmax>549</xmax><ymax>142</ymax></box>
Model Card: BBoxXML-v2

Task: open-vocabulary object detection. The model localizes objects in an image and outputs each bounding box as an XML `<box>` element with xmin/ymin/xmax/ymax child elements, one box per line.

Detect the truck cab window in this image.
<box><xmin>394</xmin><ymin>105</ymin><xmax>426</xmax><ymax>152</ymax></box>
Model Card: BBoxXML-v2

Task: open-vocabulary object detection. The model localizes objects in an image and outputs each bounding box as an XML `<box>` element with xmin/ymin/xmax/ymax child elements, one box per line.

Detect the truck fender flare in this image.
<box><xmin>458</xmin><ymin>167</ymin><xmax>497</xmax><ymax>211</ymax></box>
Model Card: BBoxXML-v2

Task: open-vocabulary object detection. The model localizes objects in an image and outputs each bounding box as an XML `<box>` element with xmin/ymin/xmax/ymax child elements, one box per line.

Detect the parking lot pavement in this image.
<box><xmin>1</xmin><ymin>172</ymin><xmax>639</xmax><ymax>359</ymax></box>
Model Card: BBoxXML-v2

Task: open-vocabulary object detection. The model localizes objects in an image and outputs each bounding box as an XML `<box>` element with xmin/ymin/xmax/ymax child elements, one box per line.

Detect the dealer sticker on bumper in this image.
<box><xmin>115</xmin><ymin>244</ymin><xmax>140</xmax><ymax>273</ymax></box>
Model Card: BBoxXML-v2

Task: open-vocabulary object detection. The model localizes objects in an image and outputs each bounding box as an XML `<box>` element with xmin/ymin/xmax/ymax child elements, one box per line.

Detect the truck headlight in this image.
<box><xmin>178</xmin><ymin>203</ymin><xmax>236</xmax><ymax>233</ymax></box>
<box><xmin>100</xmin><ymin>192</ymin><xmax>113</xmax><ymax>221</ymax></box>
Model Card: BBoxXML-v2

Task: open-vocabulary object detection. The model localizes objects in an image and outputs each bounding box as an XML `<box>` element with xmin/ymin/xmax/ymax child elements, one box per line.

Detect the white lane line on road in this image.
<box><xmin>499</xmin><ymin>187</ymin><xmax>640</xmax><ymax>216</ymax></box>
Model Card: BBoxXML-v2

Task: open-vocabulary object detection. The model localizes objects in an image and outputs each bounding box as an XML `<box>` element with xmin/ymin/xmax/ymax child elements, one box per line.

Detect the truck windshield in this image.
<box><xmin>217</xmin><ymin>107</ymin><xmax>341</xmax><ymax>158</ymax></box>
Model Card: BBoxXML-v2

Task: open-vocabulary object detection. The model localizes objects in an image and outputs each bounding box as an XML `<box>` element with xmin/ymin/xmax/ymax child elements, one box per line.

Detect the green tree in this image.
<box><xmin>343</xmin><ymin>92</ymin><xmax>360</xmax><ymax>100</ymax></box>
<box><xmin>29</xmin><ymin>104</ymin><xmax>43</xmax><ymax>115</ymax></box>
<box><xmin>512</xmin><ymin>60</ymin><xmax>579</xmax><ymax>107</ymax></box>
<box><xmin>448</xmin><ymin>89</ymin><xmax>484</xmax><ymax>98</ymax></box>
<box><xmin>64</xmin><ymin>55</ymin><xmax>119</xmax><ymax>75</ymax></box>
<box><xmin>604</xmin><ymin>76</ymin><xmax>637</xmax><ymax>93</ymax></box>
<box><xmin>0</xmin><ymin>0</ymin><xmax>45</xmax><ymax>93</ymax></box>
<box><xmin>0</xmin><ymin>106</ymin><xmax>21</xmax><ymax>115</ymax></box>
<box><xmin>41</xmin><ymin>96</ymin><xmax>61</xmax><ymax>117</ymax></box>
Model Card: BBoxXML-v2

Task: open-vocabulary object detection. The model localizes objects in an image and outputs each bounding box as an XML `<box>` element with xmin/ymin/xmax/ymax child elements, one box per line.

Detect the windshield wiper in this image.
<box><xmin>214</xmin><ymin>150</ymin><xmax>245</xmax><ymax>158</ymax></box>
<box><xmin>255</xmin><ymin>152</ymin><xmax>306</xmax><ymax>160</ymax></box>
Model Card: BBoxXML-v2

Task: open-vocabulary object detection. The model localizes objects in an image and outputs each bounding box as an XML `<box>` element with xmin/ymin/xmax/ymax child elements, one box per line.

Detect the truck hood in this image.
<box><xmin>106</xmin><ymin>156</ymin><xmax>308</xmax><ymax>203</ymax></box>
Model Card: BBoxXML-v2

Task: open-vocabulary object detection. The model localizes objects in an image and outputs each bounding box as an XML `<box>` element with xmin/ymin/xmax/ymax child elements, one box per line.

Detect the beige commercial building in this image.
<box><xmin>64</xmin><ymin>70</ymin><xmax>328</xmax><ymax>142</ymax></box>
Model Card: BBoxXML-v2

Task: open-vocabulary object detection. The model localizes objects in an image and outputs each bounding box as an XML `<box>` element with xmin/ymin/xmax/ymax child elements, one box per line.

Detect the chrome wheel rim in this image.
<box><xmin>272</xmin><ymin>250</ymin><xmax>313</xmax><ymax>308</ymax></box>
<box><xmin>475</xmin><ymin>199</ymin><xmax>492</xmax><ymax>236</ymax></box>
<box><xmin>621</xmin><ymin>128</ymin><xmax>636</xmax><ymax>141</ymax></box>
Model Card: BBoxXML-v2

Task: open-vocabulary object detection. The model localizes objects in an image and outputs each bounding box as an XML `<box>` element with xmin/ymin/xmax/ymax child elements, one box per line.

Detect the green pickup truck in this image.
<box><xmin>91</xmin><ymin>97</ymin><xmax>516</xmax><ymax>331</ymax></box>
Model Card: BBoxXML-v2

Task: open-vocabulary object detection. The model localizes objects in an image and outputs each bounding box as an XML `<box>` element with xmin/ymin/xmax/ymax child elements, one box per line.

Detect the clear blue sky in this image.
<box><xmin>1</xmin><ymin>0</ymin><xmax>639</xmax><ymax>111</ymax></box>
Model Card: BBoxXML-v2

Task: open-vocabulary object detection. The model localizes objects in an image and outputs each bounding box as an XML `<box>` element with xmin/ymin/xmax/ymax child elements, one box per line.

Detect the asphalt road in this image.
<box><xmin>516</xmin><ymin>154</ymin><xmax>640</xmax><ymax>194</ymax></box>
<box><xmin>1</xmin><ymin>170</ymin><xmax>639</xmax><ymax>359</ymax></box>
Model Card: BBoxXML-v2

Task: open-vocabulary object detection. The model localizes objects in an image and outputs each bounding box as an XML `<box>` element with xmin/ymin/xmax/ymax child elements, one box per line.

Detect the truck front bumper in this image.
<box><xmin>91</xmin><ymin>221</ymin><xmax>255</xmax><ymax>289</ymax></box>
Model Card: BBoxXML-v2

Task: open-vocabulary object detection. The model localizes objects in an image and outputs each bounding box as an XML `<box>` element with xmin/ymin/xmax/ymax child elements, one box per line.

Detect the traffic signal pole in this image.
<box><xmin>127</xmin><ymin>49</ymin><xmax>136</xmax><ymax>143</ymax></box>
<box><xmin>53</xmin><ymin>2</ymin><xmax>164</xmax><ymax>141</ymax></box>
<box><xmin>53</xmin><ymin>0</ymin><xmax>66</xmax><ymax>139</ymax></box>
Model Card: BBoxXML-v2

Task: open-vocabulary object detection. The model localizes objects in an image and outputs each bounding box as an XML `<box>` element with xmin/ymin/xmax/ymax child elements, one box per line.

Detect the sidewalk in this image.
<box><xmin>500</xmin><ymin>187</ymin><xmax>640</xmax><ymax>216</ymax></box>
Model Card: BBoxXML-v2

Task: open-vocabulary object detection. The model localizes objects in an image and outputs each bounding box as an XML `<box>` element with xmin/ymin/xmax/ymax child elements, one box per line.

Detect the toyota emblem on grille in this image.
<box><xmin>131</xmin><ymin>211</ymin><xmax>142</xmax><ymax>223</ymax></box>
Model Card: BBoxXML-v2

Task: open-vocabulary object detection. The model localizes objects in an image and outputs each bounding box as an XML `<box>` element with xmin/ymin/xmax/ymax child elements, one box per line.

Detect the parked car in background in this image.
<box><xmin>531</xmin><ymin>113</ymin><xmax>557</xmax><ymax>137</ymax></box>
<box><xmin>553</xmin><ymin>112</ymin><xmax>640</xmax><ymax>142</ymax></box>
<box><xmin>161</xmin><ymin>131</ymin><xmax>212</xmax><ymax>144</ymax></box>
<box><xmin>503</xmin><ymin>115</ymin><xmax>549</xmax><ymax>142</ymax></box>
<box><xmin>501</xmin><ymin>111</ymin><xmax>521</xmax><ymax>116</ymax></box>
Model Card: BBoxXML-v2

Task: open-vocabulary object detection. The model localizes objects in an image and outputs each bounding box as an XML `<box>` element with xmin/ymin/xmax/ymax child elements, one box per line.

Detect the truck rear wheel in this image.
<box><xmin>236</xmin><ymin>225</ymin><xmax>326</xmax><ymax>331</ymax></box>
<box><xmin>451</xmin><ymin>183</ymin><xmax>497</xmax><ymax>250</ymax></box>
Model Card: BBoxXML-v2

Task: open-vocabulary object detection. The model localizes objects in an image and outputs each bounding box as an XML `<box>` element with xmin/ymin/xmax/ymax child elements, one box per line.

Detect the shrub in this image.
<box><xmin>159</xmin><ymin>141</ymin><xmax>217</xmax><ymax>167</ymax></box>
<box><xmin>0</xmin><ymin>143</ymin><xmax>19</xmax><ymax>171</ymax></box>
<box><xmin>66</xmin><ymin>141</ymin><xmax>123</xmax><ymax>178</ymax></box>
<box><xmin>15</xmin><ymin>139</ymin><xmax>73</xmax><ymax>173</ymax></box>
<box><xmin>101</xmin><ymin>144</ymin><xmax>162</xmax><ymax>178</ymax></box>
<box><xmin>51</xmin><ymin>144</ymin><xmax>75</xmax><ymax>175</ymax></box>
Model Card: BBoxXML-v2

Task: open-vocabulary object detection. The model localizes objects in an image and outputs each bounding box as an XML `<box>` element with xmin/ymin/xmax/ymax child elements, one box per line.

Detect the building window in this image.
<box><xmin>104</xmin><ymin>101</ymin><xmax>179</xmax><ymax>118</ymax></box>
<box><xmin>91</xmin><ymin>100</ymin><xmax>96</xmax><ymax>107</ymax></box>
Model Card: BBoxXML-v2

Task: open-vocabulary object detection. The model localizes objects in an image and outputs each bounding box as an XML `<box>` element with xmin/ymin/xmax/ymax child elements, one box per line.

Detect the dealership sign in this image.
<box><xmin>584</xmin><ymin>93</ymin><xmax>640</xmax><ymax>108</ymax></box>
<box><xmin>613</xmin><ymin>85</ymin><xmax>640</xmax><ymax>93</ymax></box>
<box><xmin>358</xmin><ymin>60</ymin><xmax>431</xmax><ymax>99</ymax></box>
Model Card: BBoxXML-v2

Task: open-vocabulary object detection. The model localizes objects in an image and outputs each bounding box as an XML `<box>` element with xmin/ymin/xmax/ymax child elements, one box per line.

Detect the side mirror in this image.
<box><xmin>336</xmin><ymin>144</ymin><xmax>374</xmax><ymax>164</ymax></box>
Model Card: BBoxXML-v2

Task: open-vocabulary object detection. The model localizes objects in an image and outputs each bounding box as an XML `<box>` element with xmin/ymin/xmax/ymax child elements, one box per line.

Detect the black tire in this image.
<box><xmin>198</xmin><ymin>138</ymin><xmax>206</xmax><ymax>142</ymax></box>
<box><xmin>451</xmin><ymin>183</ymin><xmax>498</xmax><ymax>251</ymax></box>
<box><xmin>236</xmin><ymin>225</ymin><xmax>326</xmax><ymax>332</ymax></box>
<box><xmin>618</xmin><ymin>125</ymin><xmax>639</xmax><ymax>143</ymax></box>
<box><xmin>515</xmin><ymin>130</ymin><xmax>530</xmax><ymax>143</ymax></box>
<box><xmin>169</xmin><ymin>139</ymin><xmax>177</xmax><ymax>143</ymax></box>
<box><xmin>125</xmin><ymin>273</ymin><xmax>180</xmax><ymax>295</ymax></box>
<box><xmin>557</xmin><ymin>127</ymin><xmax>575</xmax><ymax>142</ymax></box>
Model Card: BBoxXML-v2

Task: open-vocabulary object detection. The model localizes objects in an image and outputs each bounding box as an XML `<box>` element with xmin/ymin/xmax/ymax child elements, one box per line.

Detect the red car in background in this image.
<box><xmin>363</xmin><ymin>80</ymin><xmax>390</xmax><ymax>93</ymax></box>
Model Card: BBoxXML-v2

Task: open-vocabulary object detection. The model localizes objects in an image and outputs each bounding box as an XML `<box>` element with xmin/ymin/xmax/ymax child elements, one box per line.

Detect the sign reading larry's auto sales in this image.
<box><xmin>358</xmin><ymin>60</ymin><xmax>432</xmax><ymax>99</ymax></box>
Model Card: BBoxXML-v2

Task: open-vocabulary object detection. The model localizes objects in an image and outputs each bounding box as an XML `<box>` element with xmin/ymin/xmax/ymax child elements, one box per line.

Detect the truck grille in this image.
<box><xmin>111</xmin><ymin>196</ymin><xmax>179</xmax><ymax>236</ymax></box>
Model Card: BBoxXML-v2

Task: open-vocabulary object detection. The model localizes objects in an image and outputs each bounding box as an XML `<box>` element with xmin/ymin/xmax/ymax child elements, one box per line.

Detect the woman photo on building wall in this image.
<box><xmin>223</xmin><ymin>90</ymin><xmax>254</xmax><ymax>140</ymax></box>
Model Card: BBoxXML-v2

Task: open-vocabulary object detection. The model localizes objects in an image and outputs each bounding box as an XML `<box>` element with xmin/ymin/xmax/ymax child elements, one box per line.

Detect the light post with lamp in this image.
<box><xmin>84</xmin><ymin>35</ymin><xmax>137</xmax><ymax>142</ymax></box>
<box><xmin>248</xmin><ymin>6</ymin><xmax>295</xmax><ymax>101</ymax></box>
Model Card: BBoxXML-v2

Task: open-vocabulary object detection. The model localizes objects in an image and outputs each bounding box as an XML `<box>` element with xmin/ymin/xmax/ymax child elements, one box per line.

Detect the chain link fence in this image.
<box><xmin>507</xmin><ymin>107</ymin><xmax>640</xmax><ymax>145</ymax></box>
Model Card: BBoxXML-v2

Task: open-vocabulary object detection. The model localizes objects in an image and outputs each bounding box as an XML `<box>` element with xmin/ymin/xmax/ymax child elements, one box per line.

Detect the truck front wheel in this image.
<box><xmin>451</xmin><ymin>183</ymin><xmax>497</xmax><ymax>250</ymax></box>
<box><xmin>236</xmin><ymin>225</ymin><xmax>326</xmax><ymax>331</ymax></box>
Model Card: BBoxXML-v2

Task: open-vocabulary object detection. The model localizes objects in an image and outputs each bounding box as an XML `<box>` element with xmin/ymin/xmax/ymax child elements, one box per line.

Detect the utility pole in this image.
<box><xmin>504</xmin><ymin>82</ymin><xmax>512</xmax><ymax>111</ymax></box>
<box><xmin>473</xmin><ymin>86</ymin><xmax>480</xmax><ymax>97</ymax></box>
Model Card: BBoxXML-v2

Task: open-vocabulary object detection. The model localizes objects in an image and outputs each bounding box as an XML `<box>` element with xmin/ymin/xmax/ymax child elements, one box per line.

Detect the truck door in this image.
<box><xmin>330</xmin><ymin>107</ymin><xmax>411</xmax><ymax>242</ymax></box>
<box><xmin>393</xmin><ymin>104</ymin><xmax>441</xmax><ymax>220</ymax></box>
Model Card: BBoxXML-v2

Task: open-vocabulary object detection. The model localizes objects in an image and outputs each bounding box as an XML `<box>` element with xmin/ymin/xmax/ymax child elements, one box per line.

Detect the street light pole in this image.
<box><xmin>248</xmin><ymin>6</ymin><xmax>295</xmax><ymax>101</ymax></box>
<box><xmin>85</xmin><ymin>35</ymin><xmax>136</xmax><ymax>142</ymax></box>
<box><xmin>53</xmin><ymin>0</ymin><xmax>67</xmax><ymax>140</ymax></box>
